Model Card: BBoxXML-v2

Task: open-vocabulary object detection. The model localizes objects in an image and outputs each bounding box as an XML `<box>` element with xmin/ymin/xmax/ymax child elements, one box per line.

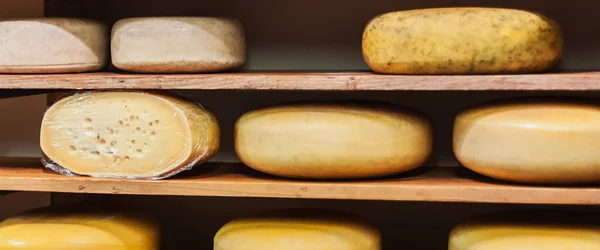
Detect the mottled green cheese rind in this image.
<box><xmin>362</xmin><ymin>8</ymin><xmax>563</xmax><ymax>74</ymax></box>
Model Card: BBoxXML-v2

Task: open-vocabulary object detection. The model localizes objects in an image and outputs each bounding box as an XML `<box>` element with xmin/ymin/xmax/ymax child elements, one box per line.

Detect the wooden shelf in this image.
<box><xmin>2</xmin><ymin>158</ymin><xmax>600</xmax><ymax>205</ymax></box>
<box><xmin>2</xmin><ymin>71</ymin><xmax>600</xmax><ymax>91</ymax></box>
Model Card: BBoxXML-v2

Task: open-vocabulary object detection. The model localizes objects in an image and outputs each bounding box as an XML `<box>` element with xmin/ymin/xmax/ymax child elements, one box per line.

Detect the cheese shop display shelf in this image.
<box><xmin>0</xmin><ymin>71</ymin><xmax>599</xmax><ymax>90</ymax></box>
<box><xmin>1</xmin><ymin>157</ymin><xmax>599</xmax><ymax>205</ymax></box>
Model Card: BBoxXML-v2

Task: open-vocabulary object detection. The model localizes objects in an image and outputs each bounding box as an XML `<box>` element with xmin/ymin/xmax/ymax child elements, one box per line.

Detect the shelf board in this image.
<box><xmin>0</xmin><ymin>71</ymin><xmax>599</xmax><ymax>91</ymax></box>
<box><xmin>1</xmin><ymin>158</ymin><xmax>600</xmax><ymax>204</ymax></box>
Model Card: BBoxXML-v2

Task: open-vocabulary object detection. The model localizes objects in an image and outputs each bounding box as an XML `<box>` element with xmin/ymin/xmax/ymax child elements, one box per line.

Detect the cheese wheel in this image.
<box><xmin>40</xmin><ymin>91</ymin><xmax>220</xmax><ymax>180</ymax></box>
<box><xmin>453</xmin><ymin>100</ymin><xmax>600</xmax><ymax>184</ymax></box>
<box><xmin>111</xmin><ymin>17</ymin><xmax>246</xmax><ymax>73</ymax></box>
<box><xmin>0</xmin><ymin>18</ymin><xmax>108</xmax><ymax>73</ymax></box>
<box><xmin>235</xmin><ymin>102</ymin><xmax>432</xmax><ymax>179</ymax></box>
<box><xmin>362</xmin><ymin>8</ymin><xmax>563</xmax><ymax>74</ymax></box>
<box><xmin>0</xmin><ymin>207</ymin><xmax>159</xmax><ymax>250</ymax></box>
<box><xmin>450</xmin><ymin>211</ymin><xmax>600</xmax><ymax>250</ymax></box>
<box><xmin>215</xmin><ymin>209</ymin><xmax>381</xmax><ymax>250</ymax></box>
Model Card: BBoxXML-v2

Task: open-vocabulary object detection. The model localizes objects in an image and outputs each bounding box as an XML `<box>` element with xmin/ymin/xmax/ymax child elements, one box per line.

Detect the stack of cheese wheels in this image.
<box><xmin>40</xmin><ymin>91</ymin><xmax>220</xmax><ymax>180</ymax></box>
<box><xmin>450</xmin><ymin>211</ymin><xmax>600</xmax><ymax>250</ymax></box>
<box><xmin>111</xmin><ymin>17</ymin><xmax>246</xmax><ymax>73</ymax></box>
<box><xmin>215</xmin><ymin>209</ymin><xmax>381</xmax><ymax>250</ymax></box>
<box><xmin>0</xmin><ymin>205</ymin><xmax>159</xmax><ymax>250</ymax></box>
<box><xmin>234</xmin><ymin>101</ymin><xmax>433</xmax><ymax>179</ymax></box>
<box><xmin>0</xmin><ymin>18</ymin><xmax>108</xmax><ymax>73</ymax></box>
<box><xmin>453</xmin><ymin>99</ymin><xmax>600</xmax><ymax>184</ymax></box>
<box><xmin>362</xmin><ymin>7</ymin><xmax>563</xmax><ymax>74</ymax></box>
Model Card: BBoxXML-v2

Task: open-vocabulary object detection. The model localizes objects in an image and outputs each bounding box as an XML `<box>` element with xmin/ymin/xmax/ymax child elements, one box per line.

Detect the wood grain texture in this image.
<box><xmin>2</xmin><ymin>158</ymin><xmax>600</xmax><ymax>204</ymax></box>
<box><xmin>2</xmin><ymin>72</ymin><xmax>600</xmax><ymax>90</ymax></box>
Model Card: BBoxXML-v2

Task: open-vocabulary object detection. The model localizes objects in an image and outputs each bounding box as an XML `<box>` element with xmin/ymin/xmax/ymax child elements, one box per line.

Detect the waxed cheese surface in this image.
<box><xmin>0</xmin><ymin>18</ymin><xmax>108</xmax><ymax>73</ymax></box>
<box><xmin>454</xmin><ymin>101</ymin><xmax>600</xmax><ymax>184</ymax></box>
<box><xmin>235</xmin><ymin>103</ymin><xmax>432</xmax><ymax>179</ymax></box>
<box><xmin>450</xmin><ymin>212</ymin><xmax>600</xmax><ymax>250</ymax></box>
<box><xmin>111</xmin><ymin>17</ymin><xmax>245</xmax><ymax>73</ymax></box>
<box><xmin>215</xmin><ymin>209</ymin><xmax>381</xmax><ymax>250</ymax></box>
<box><xmin>0</xmin><ymin>210</ymin><xmax>159</xmax><ymax>250</ymax></box>
<box><xmin>362</xmin><ymin>7</ymin><xmax>563</xmax><ymax>74</ymax></box>
<box><xmin>40</xmin><ymin>92</ymin><xmax>219</xmax><ymax>179</ymax></box>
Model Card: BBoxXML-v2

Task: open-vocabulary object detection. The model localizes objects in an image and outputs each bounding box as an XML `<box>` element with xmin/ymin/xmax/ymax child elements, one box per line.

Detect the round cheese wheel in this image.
<box><xmin>235</xmin><ymin>102</ymin><xmax>432</xmax><ymax>179</ymax></box>
<box><xmin>450</xmin><ymin>211</ymin><xmax>600</xmax><ymax>250</ymax></box>
<box><xmin>215</xmin><ymin>209</ymin><xmax>381</xmax><ymax>250</ymax></box>
<box><xmin>362</xmin><ymin>8</ymin><xmax>562</xmax><ymax>74</ymax></box>
<box><xmin>454</xmin><ymin>100</ymin><xmax>600</xmax><ymax>184</ymax></box>
<box><xmin>0</xmin><ymin>18</ymin><xmax>108</xmax><ymax>73</ymax></box>
<box><xmin>40</xmin><ymin>91</ymin><xmax>220</xmax><ymax>180</ymax></box>
<box><xmin>0</xmin><ymin>206</ymin><xmax>159</xmax><ymax>250</ymax></box>
<box><xmin>111</xmin><ymin>17</ymin><xmax>246</xmax><ymax>73</ymax></box>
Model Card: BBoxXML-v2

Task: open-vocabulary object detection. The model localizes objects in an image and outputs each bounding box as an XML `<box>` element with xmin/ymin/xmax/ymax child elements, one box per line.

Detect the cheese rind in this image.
<box><xmin>40</xmin><ymin>91</ymin><xmax>220</xmax><ymax>179</ymax></box>
<box><xmin>362</xmin><ymin>8</ymin><xmax>563</xmax><ymax>74</ymax></box>
<box><xmin>111</xmin><ymin>17</ymin><xmax>246</xmax><ymax>73</ymax></box>
<box><xmin>454</xmin><ymin>100</ymin><xmax>600</xmax><ymax>184</ymax></box>
<box><xmin>450</xmin><ymin>211</ymin><xmax>600</xmax><ymax>250</ymax></box>
<box><xmin>234</xmin><ymin>102</ymin><xmax>432</xmax><ymax>179</ymax></box>
<box><xmin>215</xmin><ymin>209</ymin><xmax>381</xmax><ymax>250</ymax></box>
<box><xmin>0</xmin><ymin>208</ymin><xmax>159</xmax><ymax>250</ymax></box>
<box><xmin>0</xmin><ymin>18</ymin><xmax>108</xmax><ymax>73</ymax></box>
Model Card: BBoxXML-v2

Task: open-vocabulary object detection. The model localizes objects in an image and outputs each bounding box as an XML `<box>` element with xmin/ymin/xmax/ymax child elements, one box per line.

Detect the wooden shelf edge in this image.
<box><xmin>0</xmin><ymin>72</ymin><xmax>599</xmax><ymax>91</ymax></box>
<box><xmin>0</xmin><ymin>158</ymin><xmax>599</xmax><ymax>204</ymax></box>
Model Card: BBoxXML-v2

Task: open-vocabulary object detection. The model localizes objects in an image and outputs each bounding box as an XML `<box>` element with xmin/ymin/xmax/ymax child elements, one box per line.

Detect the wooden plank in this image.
<box><xmin>1</xmin><ymin>158</ymin><xmax>600</xmax><ymax>205</ymax></box>
<box><xmin>0</xmin><ymin>0</ymin><xmax>44</xmax><ymax>18</ymax></box>
<box><xmin>0</xmin><ymin>72</ymin><xmax>598</xmax><ymax>91</ymax></box>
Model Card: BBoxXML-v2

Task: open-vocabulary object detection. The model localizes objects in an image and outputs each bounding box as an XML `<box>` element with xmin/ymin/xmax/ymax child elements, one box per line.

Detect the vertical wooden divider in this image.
<box><xmin>0</xmin><ymin>0</ymin><xmax>53</xmax><ymax>217</ymax></box>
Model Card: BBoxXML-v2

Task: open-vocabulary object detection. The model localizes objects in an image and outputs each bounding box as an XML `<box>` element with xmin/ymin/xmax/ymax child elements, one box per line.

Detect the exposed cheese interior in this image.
<box><xmin>0</xmin><ymin>18</ymin><xmax>108</xmax><ymax>73</ymax></box>
<box><xmin>111</xmin><ymin>17</ymin><xmax>246</xmax><ymax>73</ymax></box>
<box><xmin>453</xmin><ymin>101</ymin><xmax>600</xmax><ymax>184</ymax></box>
<box><xmin>235</xmin><ymin>103</ymin><xmax>432</xmax><ymax>179</ymax></box>
<box><xmin>215</xmin><ymin>209</ymin><xmax>381</xmax><ymax>250</ymax></box>
<box><xmin>0</xmin><ymin>208</ymin><xmax>159</xmax><ymax>250</ymax></box>
<box><xmin>362</xmin><ymin>8</ymin><xmax>563</xmax><ymax>74</ymax></box>
<box><xmin>40</xmin><ymin>92</ymin><xmax>219</xmax><ymax>179</ymax></box>
<box><xmin>450</xmin><ymin>212</ymin><xmax>600</xmax><ymax>250</ymax></box>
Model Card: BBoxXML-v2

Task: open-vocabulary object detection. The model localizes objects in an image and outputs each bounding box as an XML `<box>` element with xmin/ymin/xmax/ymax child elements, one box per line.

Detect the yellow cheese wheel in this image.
<box><xmin>215</xmin><ymin>209</ymin><xmax>381</xmax><ymax>250</ymax></box>
<box><xmin>111</xmin><ymin>17</ymin><xmax>246</xmax><ymax>73</ymax></box>
<box><xmin>0</xmin><ymin>206</ymin><xmax>159</xmax><ymax>250</ymax></box>
<box><xmin>40</xmin><ymin>91</ymin><xmax>220</xmax><ymax>179</ymax></box>
<box><xmin>0</xmin><ymin>18</ymin><xmax>108</xmax><ymax>73</ymax></box>
<box><xmin>362</xmin><ymin>8</ymin><xmax>563</xmax><ymax>74</ymax></box>
<box><xmin>453</xmin><ymin>100</ymin><xmax>600</xmax><ymax>184</ymax></box>
<box><xmin>234</xmin><ymin>102</ymin><xmax>432</xmax><ymax>179</ymax></box>
<box><xmin>450</xmin><ymin>211</ymin><xmax>600</xmax><ymax>250</ymax></box>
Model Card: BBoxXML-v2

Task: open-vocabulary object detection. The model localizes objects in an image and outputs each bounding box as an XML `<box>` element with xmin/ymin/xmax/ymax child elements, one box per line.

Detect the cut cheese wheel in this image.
<box><xmin>454</xmin><ymin>99</ymin><xmax>600</xmax><ymax>184</ymax></box>
<box><xmin>0</xmin><ymin>206</ymin><xmax>159</xmax><ymax>250</ymax></box>
<box><xmin>450</xmin><ymin>211</ymin><xmax>600</xmax><ymax>250</ymax></box>
<box><xmin>215</xmin><ymin>209</ymin><xmax>381</xmax><ymax>250</ymax></box>
<box><xmin>234</xmin><ymin>102</ymin><xmax>432</xmax><ymax>179</ymax></box>
<box><xmin>111</xmin><ymin>17</ymin><xmax>246</xmax><ymax>73</ymax></box>
<box><xmin>0</xmin><ymin>18</ymin><xmax>108</xmax><ymax>73</ymax></box>
<box><xmin>362</xmin><ymin>8</ymin><xmax>563</xmax><ymax>74</ymax></box>
<box><xmin>40</xmin><ymin>91</ymin><xmax>220</xmax><ymax>180</ymax></box>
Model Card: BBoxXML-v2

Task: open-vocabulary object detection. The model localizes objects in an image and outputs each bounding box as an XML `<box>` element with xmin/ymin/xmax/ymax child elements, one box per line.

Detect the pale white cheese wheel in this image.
<box><xmin>235</xmin><ymin>102</ymin><xmax>432</xmax><ymax>179</ymax></box>
<box><xmin>0</xmin><ymin>18</ymin><xmax>108</xmax><ymax>73</ymax></box>
<box><xmin>215</xmin><ymin>209</ymin><xmax>381</xmax><ymax>250</ymax></box>
<box><xmin>450</xmin><ymin>211</ymin><xmax>600</xmax><ymax>250</ymax></box>
<box><xmin>111</xmin><ymin>17</ymin><xmax>246</xmax><ymax>73</ymax></box>
<box><xmin>454</xmin><ymin>100</ymin><xmax>600</xmax><ymax>184</ymax></box>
